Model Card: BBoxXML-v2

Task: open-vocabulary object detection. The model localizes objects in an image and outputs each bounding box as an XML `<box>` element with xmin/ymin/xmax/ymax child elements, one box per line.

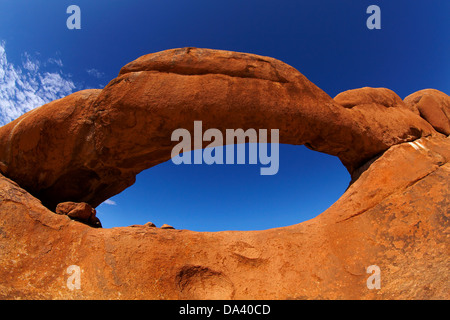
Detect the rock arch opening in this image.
<box><xmin>96</xmin><ymin>143</ymin><xmax>350</xmax><ymax>231</ymax></box>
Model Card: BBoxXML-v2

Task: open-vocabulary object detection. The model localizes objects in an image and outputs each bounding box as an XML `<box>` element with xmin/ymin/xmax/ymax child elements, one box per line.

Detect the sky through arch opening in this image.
<box><xmin>96</xmin><ymin>143</ymin><xmax>350</xmax><ymax>231</ymax></box>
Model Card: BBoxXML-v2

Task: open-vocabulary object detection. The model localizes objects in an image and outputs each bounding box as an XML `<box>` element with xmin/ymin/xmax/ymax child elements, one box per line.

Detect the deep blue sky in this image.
<box><xmin>0</xmin><ymin>0</ymin><xmax>448</xmax><ymax>230</ymax></box>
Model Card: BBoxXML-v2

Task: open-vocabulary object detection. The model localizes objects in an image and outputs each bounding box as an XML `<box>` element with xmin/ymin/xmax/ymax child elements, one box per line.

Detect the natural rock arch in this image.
<box><xmin>0</xmin><ymin>48</ymin><xmax>449</xmax><ymax>299</ymax></box>
<box><xmin>0</xmin><ymin>48</ymin><xmax>437</xmax><ymax>210</ymax></box>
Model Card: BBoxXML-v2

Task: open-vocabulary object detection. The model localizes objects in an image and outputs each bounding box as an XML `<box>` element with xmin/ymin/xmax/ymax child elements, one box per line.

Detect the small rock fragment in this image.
<box><xmin>56</xmin><ymin>201</ymin><xmax>102</xmax><ymax>228</ymax></box>
<box><xmin>145</xmin><ymin>222</ymin><xmax>156</xmax><ymax>228</ymax></box>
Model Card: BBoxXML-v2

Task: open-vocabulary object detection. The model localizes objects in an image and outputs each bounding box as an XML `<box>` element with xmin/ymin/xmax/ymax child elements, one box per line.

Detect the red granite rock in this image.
<box><xmin>0</xmin><ymin>134</ymin><xmax>448</xmax><ymax>299</ymax></box>
<box><xmin>56</xmin><ymin>201</ymin><xmax>101</xmax><ymax>228</ymax></box>
<box><xmin>0</xmin><ymin>48</ymin><xmax>448</xmax><ymax>299</ymax></box>
<box><xmin>404</xmin><ymin>89</ymin><xmax>450</xmax><ymax>135</ymax></box>
<box><xmin>0</xmin><ymin>48</ymin><xmax>438</xmax><ymax>210</ymax></box>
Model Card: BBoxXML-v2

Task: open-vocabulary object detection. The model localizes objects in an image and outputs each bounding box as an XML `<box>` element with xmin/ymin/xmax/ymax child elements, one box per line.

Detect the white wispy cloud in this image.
<box><xmin>102</xmin><ymin>199</ymin><xmax>117</xmax><ymax>206</ymax></box>
<box><xmin>47</xmin><ymin>57</ymin><xmax>64</xmax><ymax>68</ymax></box>
<box><xmin>86</xmin><ymin>68</ymin><xmax>104</xmax><ymax>79</ymax></box>
<box><xmin>0</xmin><ymin>41</ymin><xmax>76</xmax><ymax>126</ymax></box>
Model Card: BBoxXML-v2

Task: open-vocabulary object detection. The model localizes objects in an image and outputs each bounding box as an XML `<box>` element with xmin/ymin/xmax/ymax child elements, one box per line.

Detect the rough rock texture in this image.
<box><xmin>0</xmin><ymin>135</ymin><xmax>448</xmax><ymax>299</ymax></box>
<box><xmin>144</xmin><ymin>222</ymin><xmax>156</xmax><ymax>228</ymax></box>
<box><xmin>0</xmin><ymin>89</ymin><xmax>102</xmax><ymax>210</ymax></box>
<box><xmin>404</xmin><ymin>89</ymin><xmax>450</xmax><ymax>135</ymax></box>
<box><xmin>56</xmin><ymin>202</ymin><xmax>101</xmax><ymax>228</ymax></box>
<box><xmin>0</xmin><ymin>48</ymin><xmax>436</xmax><ymax>209</ymax></box>
<box><xmin>334</xmin><ymin>87</ymin><xmax>406</xmax><ymax>109</ymax></box>
<box><xmin>0</xmin><ymin>48</ymin><xmax>449</xmax><ymax>299</ymax></box>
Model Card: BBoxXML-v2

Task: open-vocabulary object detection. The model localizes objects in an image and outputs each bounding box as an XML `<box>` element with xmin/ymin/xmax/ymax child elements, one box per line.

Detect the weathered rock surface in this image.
<box><xmin>0</xmin><ymin>89</ymin><xmax>102</xmax><ymax>210</ymax></box>
<box><xmin>56</xmin><ymin>202</ymin><xmax>101</xmax><ymax>228</ymax></box>
<box><xmin>0</xmin><ymin>48</ymin><xmax>437</xmax><ymax>209</ymax></box>
<box><xmin>334</xmin><ymin>87</ymin><xmax>406</xmax><ymax>109</ymax></box>
<box><xmin>144</xmin><ymin>222</ymin><xmax>156</xmax><ymax>228</ymax></box>
<box><xmin>404</xmin><ymin>89</ymin><xmax>450</xmax><ymax>135</ymax></box>
<box><xmin>0</xmin><ymin>48</ymin><xmax>448</xmax><ymax>299</ymax></box>
<box><xmin>0</xmin><ymin>135</ymin><xmax>448</xmax><ymax>299</ymax></box>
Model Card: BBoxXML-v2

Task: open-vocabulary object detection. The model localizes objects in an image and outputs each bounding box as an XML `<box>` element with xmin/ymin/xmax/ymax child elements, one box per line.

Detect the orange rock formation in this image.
<box><xmin>0</xmin><ymin>48</ymin><xmax>448</xmax><ymax>299</ymax></box>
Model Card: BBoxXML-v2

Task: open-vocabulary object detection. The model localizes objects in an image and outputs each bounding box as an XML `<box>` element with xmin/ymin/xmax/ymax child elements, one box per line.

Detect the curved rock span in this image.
<box><xmin>0</xmin><ymin>48</ymin><xmax>448</xmax><ymax>299</ymax></box>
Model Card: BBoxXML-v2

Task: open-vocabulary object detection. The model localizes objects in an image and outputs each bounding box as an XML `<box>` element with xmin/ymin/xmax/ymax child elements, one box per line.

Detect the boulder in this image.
<box><xmin>144</xmin><ymin>222</ymin><xmax>156</xmax><ymax>228</ymax></box>
<box><xmin>56</xmin><ymin>201</ymin><xmax>101</xmax><ymax>228</ymax></box>
<box><xmin>404</xmin><ymin>89</ymin><xmax>450</xmax><ymax>135</ymax></box>
<box><xmin>334</xmin><ymin>87</ymin><xmax>405</xmax><ymax>109</ymax></box>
